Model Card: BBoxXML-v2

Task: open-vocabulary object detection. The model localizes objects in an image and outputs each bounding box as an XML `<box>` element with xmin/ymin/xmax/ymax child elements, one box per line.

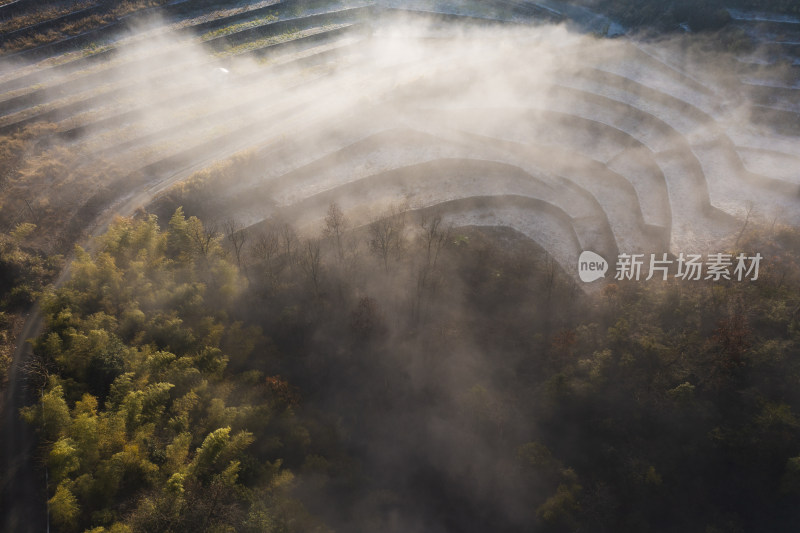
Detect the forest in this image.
<box><xmin>13</xmin><ymin>205</ymin><xmax>800</xmax><ymax>532</ymax></box>
<box><xmin>0</xmin><ymin>0</ymin><xmax>798</xmax><ymax>529</ymax></box>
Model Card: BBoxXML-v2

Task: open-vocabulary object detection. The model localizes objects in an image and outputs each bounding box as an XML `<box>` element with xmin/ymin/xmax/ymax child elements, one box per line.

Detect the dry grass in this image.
<box><xmin>217</xmin><ymin>25</ymin><xmax>349</xmax><ymax>57</ymax></box>
<box><xmin>0</xmin><ymin>1</ymin><xmax>95</xmax><ymax>34</ymax></box>
<box><xmin>201</xmin><ymin>12</ymin><xmax>279</xmax><ymax>40</ymax></box>
<box><xmin>0</xmin><ymin>123</ymin><xmax>101</xmax><ymax>246</ymax></box>
<box><xmin>0</xmin><ymin>0</ymin><xmax>169</xmax><ymax>55</ymax></box>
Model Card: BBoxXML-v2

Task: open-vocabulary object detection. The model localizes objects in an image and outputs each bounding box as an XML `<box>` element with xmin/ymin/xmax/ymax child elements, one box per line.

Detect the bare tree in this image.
<box><xmin>419</xmin><ymin>212</ymin><xmax>450</xmax><ymax>270</ymax></box>
<box><xmin>412</xmin><ymin>212</ymin><xmax>451</xmax><ymax>322</ymax></box>
<box><xmin>368</xmin><ymin>206</ymin><xmax>407</xmax><ymax>273</ymax></box>
<box><xmin>278</xmin><ymin>222</ymin><xmax>299</xmax><ymax>270</ymax></box>
<box><xmin>223</xmin><ymin>218</ymin><xmax>247</xmax><ymax>268</ymax></box>
<box><xmin>250</xmin><ymin>227</ymin><xmax>280</xmax><ymax>281</ymax></box>
<box><xmin>188</xmin><ymin>217</ymin><xmax>218</xmax><ymax>258</ymax></box>
<box><xmin>298</xmin><ymin>237</ymin><xmax>323</xmax><ymax>297</ymax></box>
<box><xmin>770</xmin><ymin>206</ymin><xmax>784</xmax><ymax>235</ymax></box>
<box><xmin>735</xmin><ymin>201</ymin><xmax>755</xmax><ymax>247</ymax></box>
<box><xmin>322</xmin><ymin>202</ymin><xmax>348</xmax><ymax>264</ymax></box>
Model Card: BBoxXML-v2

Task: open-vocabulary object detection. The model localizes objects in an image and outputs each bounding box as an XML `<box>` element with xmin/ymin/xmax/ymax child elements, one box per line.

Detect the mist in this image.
<box><xmin>2</xmin><ymin>2</ymin><xmax>800</xmax><ymax>532</ymax></box>
<box><xmin>0</xmin><ymin>7</ymin><xmax>797</xmax><ymax>273</ymax></box>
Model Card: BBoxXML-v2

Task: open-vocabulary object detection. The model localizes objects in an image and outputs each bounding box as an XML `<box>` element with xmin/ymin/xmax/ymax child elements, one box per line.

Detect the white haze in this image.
<box><xmin>1</xmin><ymin>13</ymin><xmax>798</xmax><ymax>283</ymax></box>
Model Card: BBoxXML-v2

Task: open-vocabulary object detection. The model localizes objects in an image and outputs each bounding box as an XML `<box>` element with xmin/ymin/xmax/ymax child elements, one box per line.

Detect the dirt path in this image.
<box><xmin>1</xmin><ymin>305</ymin><xmax>46</xmax><ymax>533</ymax></box>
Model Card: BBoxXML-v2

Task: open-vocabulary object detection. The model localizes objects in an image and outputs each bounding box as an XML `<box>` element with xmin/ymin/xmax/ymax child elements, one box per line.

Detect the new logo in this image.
<box><xmin>578</xmin><ymin>251</ymin><xmax>608</xmax><ymax>283</ymax></box>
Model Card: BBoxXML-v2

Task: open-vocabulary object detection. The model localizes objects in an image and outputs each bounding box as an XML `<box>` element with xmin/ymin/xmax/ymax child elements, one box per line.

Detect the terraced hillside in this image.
<box><xmin>0</xmin><ymin>0</ymin><xmax>797</xmax><ymax>285</ymax></box>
